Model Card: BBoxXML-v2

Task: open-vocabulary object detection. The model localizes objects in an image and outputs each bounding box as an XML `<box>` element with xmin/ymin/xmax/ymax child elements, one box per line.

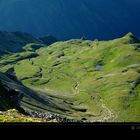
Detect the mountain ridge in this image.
<box><xmin>0</xmin><ymin>0</ymin><xmax>140</xmax><ymax>40</ymax></box>
<box><xmin>0</xmin><ymin>31</ymin><xmax>57</xmax><ymax>54</ymax></box>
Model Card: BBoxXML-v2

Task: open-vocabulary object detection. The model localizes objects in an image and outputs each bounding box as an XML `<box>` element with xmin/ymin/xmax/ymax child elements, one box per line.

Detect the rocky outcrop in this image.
<box><xmin>26</xmin><ymin>111</ymin><xmax>81</xmax><ymax>122</ymax></box>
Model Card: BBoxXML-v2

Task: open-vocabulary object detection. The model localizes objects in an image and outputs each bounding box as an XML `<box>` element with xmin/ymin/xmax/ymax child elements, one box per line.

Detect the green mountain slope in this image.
<box><xmin>0</xmin><ymin>33</ymin><xmax>140</xmax><ymax>122</ymax></box>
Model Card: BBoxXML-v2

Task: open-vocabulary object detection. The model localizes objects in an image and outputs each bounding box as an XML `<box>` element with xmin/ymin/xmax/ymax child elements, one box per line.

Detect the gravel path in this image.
<box><xmin>96</xmin><ymin>99</ymin><xmax>117</xmax><ymax>122</ymax></box>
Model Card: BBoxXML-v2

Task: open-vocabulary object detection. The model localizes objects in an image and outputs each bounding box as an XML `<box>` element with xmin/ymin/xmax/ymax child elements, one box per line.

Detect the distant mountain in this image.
<box><xmin>0</xmin><ymin>0</ymin><xmax>140</xmax><ymax>40</ymax></box>
<box><xmin>39</xmin><ymin>35</ymin><xmax>57</xmax><ymax>46</ymax></box>
<box><xmin>0</xmin><ymin>31</ymin><xmax>41</xmax><ymax>54</ymax></box>
<box><xmin>0</xmin><ymin>31</ymin><xmax>57</xmax><ymax>54</ymax></box>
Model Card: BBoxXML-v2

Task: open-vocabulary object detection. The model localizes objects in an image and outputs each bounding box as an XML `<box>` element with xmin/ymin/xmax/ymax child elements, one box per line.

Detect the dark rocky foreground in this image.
<box><xmin>0</xmin><ymin>72</ymin><xmax>80</xmax><ymax>123</ymax></box>
<box><xmin>25</xmin><ymin>111</ymin><xmax>82</xmax><ymax>123</ymax></box>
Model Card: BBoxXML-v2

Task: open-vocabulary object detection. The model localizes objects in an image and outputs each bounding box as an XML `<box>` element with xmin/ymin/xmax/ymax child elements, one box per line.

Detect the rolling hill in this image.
<box><xmin>0</xmin><ymin>32</ymin><xmax>140</xmax><ymax>122</ymax></box>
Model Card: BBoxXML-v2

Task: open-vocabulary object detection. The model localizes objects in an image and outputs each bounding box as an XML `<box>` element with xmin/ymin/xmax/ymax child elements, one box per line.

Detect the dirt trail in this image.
<box><xmin>58</xmin><ymin>73</ymin><xmax>117</xmax><ymax>122</ymax></box>
<box><xmin>96</xmin><ymin>99</ymin><xmax>117</xmax><ymax>122</ymax></box>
